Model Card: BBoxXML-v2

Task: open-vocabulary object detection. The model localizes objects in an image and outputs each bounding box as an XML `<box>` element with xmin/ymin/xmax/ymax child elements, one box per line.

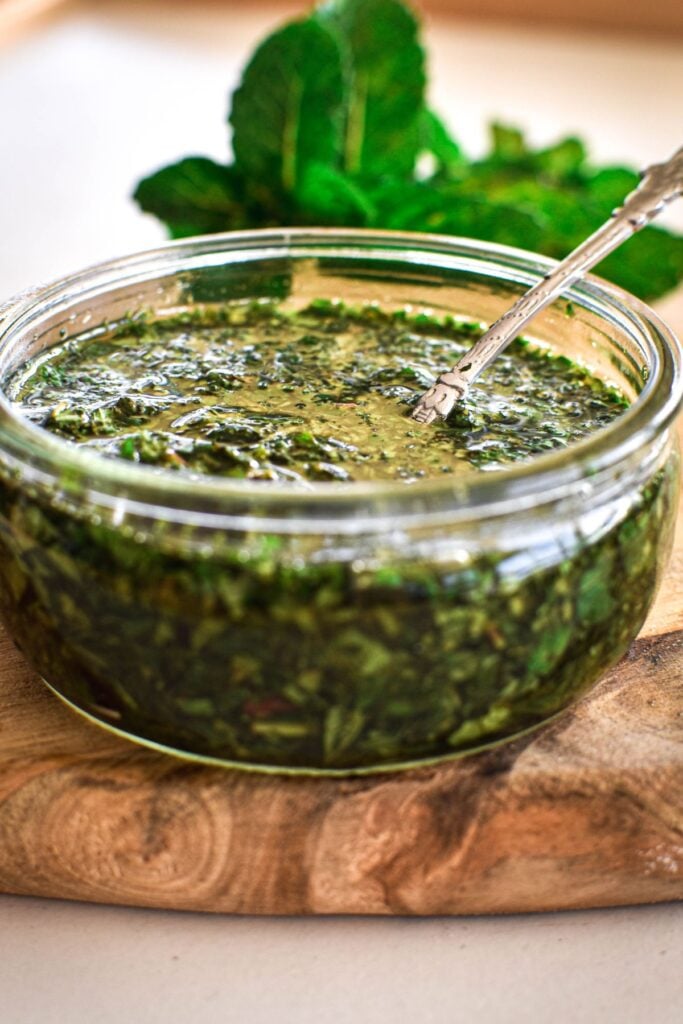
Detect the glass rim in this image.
<box><xmin>0</xmin><ymin>227</ymin><xmax>681</xmax><ymax>531</ymax></box>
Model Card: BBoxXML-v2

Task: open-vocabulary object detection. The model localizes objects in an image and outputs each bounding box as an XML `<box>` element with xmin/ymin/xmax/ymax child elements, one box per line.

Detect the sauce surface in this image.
<box><xmin>9</xmin><ymin>301</ymin><xmax>628</xmax><ymax>483</ymax></box>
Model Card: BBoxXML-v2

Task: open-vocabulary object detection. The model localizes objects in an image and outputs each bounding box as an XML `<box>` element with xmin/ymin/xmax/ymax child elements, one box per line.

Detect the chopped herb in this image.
<box><xmin>9</xmin><ymin>302</ymin><xmax>629</xmax><ymax>483</ymax></box>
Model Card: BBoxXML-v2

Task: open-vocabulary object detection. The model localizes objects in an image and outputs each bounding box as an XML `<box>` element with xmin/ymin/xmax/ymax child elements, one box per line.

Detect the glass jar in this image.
<box><xmin>0</xmin><ymin>229</ymin><xmax>680</xmax><ymax>774</ymax></box>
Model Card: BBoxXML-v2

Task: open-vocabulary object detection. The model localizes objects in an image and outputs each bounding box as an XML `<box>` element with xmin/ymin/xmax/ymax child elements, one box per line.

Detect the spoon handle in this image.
<box><xmin>412</xmin><ymin>144</ymin><xmax>683</xmax><ymax>425</ymax></box>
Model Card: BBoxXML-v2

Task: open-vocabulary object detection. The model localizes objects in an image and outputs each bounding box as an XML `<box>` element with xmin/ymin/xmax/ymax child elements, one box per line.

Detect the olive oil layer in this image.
<box><xmin>9</xmin><ymin>301</ymin><xmax>628</xmax><ymax>482</ymax></box>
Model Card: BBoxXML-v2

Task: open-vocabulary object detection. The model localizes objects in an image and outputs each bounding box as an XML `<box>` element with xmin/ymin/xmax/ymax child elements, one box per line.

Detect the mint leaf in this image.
<box><xmin>489</xmin><ymin>122</ymin><xmax>528</xmax><ymax>162</ymax></box>
<box><xmin>419</xmin><ymin>109</ymin><xmax>465</xmax><ymax>176</ymax></box>
<box><xmin>441</xmin><ymin>144</ymin><xmax>683</xmax><ymax>297</ymax></box>
<box><xmin>230</xmin><ymin>18</ymin><xmax>345</xmax><ymax>194</ymax></box>
<box><xmin>576</xmin><ymin>165</ymin><xmax>683</xmax><ymax>297</ymax></box>
<box><xmin>317</xmin><ymin>0</ymin><xmax>426</xmax><ymax>178</ymax></box>
<box><xmin>533</xmin><ymin>136</ymin><xmax>587</xmax><ymax>179</ymax></box>
<box><xmin>133</xmin><ymin>158</ymin><xmax>252</xmax><ymax>238</ymax></box>
<box><xmin>371</xmin><ymin>180</ymin><xmax>545</xmax><ymax>251</ymax></box>
<box><xmin>582</xmin><ymin>166</ymin><xmax>640</xmax><ymax>213</ymax></box>
<box><xmin>295</xmin><ymin>162</ymin><xmax>375</xmax><ymax>225</ymax></box>
<box><xmin>595</xmin><ymin>227</ymin><xmax>683</xmax><ymax>301</ymax></box>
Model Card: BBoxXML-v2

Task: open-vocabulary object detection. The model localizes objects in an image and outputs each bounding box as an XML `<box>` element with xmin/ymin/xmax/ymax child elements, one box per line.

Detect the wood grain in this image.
<box><xmin>0</xmin><ymin>432</ymin><xmax>682</xmax><ymax>915</ymax></box>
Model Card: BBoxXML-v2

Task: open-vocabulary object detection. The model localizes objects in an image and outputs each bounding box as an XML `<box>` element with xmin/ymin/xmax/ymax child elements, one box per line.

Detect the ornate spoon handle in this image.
<box><xmin>412</xmin><ymin>144</ymin><xmax>683</xmax><ymax>425</ymax></box>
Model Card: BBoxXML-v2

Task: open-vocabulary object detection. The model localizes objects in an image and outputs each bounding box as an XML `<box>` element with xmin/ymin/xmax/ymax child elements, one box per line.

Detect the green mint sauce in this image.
<box><xmin>8</xmin><ymin>300</ymin><xmax>628</xmax><ymax>481</ymax></box>
<box><xmin>0</xmin><ymin>301</ymin><xmax>675</xmax><ymax>772</ymax></box>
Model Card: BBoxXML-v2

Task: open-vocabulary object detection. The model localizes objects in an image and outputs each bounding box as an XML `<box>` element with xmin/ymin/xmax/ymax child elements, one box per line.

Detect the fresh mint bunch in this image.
<box><xmin>133</xmin><ymin>0</ymin><xmax>682</xmax><ymax>301</ymax></box>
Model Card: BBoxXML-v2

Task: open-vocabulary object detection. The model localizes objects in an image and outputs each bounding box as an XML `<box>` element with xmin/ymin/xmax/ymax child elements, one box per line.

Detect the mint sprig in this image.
<box><xmin>231</xmin><ymin>19</ymin><xmax>345</xmax><ymax>196</ymax></box>
<box><xmin>317</xmin><ymin>0</ymin><xmax>426</xmax><ymax>178</ymax></box>
<box><xmin>133</xmin><ymin>0</ymin><xmax>683</xmax><ymax>301</ymax></box>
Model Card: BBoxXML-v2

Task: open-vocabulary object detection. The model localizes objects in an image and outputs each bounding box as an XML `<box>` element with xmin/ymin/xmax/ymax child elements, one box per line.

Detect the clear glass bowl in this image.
<box><xmin>0</xmin><ymin>229</ymin><xmax>680</xmax><ymax>774</ymax></box>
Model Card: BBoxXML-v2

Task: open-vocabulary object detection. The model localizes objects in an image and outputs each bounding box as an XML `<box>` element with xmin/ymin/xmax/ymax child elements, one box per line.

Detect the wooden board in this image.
<box><xmin>0</xmin><ymin>444</ymin><xmax>682</xmax><ymax>917</ymax></box>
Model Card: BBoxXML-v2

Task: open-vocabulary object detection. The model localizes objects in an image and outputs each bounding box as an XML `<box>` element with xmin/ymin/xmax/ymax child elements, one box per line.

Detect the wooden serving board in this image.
<box><xmin>1</xmin><ymin>454</ymin><xmax>682</xmax><ymax>917</ymax></box>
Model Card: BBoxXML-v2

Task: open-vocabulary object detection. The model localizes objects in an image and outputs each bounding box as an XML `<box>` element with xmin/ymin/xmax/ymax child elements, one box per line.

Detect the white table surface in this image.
<box><xmin>1</xmin><ymin>3</ymin><xmax>682</xmax><ymax>1021</ymax></box>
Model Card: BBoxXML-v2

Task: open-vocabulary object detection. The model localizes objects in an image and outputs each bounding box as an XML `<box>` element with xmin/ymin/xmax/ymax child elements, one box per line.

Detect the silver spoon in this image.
<box><xmin>411</xmin><ymin>144</ymin><xmax>683</xmax><ymax>425</ymax></box>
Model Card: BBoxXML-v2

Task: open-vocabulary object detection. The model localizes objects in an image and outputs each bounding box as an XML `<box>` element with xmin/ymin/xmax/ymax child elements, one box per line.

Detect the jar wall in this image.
<box><xmin>0</xmin><ymin>441</ymin><xmax>677</xmax><ymax>772</ymax></box>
